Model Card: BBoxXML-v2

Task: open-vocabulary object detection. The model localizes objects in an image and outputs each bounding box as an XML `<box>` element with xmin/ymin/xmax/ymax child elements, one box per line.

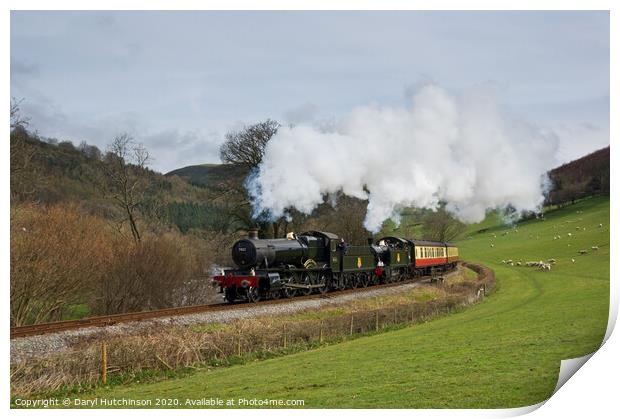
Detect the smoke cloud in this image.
<box><xmin>248</xmin><ymin>85</ymin><xmax>559</xmax><ymax>232</ymax></box>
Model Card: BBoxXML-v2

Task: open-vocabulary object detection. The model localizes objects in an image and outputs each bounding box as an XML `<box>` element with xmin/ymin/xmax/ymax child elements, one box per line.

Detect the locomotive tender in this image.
<box><xmin>213</xmin><ymin>229</ymin><xmax>459</xmax><ymax>303</ymax></box>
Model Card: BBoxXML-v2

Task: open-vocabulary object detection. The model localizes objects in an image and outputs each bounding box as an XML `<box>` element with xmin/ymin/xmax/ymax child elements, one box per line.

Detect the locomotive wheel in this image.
<box><xmin>335</xmin><ymin>274</ymin><xmax>346</xmax><ymax>291</ymax></box>
<box><xmin>351</xmin><ymin>274</ymin><xmax>360</xmax><ymax>289</ymax></box>
<box><xmin>247</xmin><ymin>287</ymin><xmax>261</xmax><ymax>303</ymax></box>
<box><xmin>360</xmin><ymin>273</ymin><xmax>370</xmax><ymax>288</ymax></box>
<box><xmin>317</xmin><ymin>273</ymin><xmax>329</xmax><ymax>294</ymax></box>
<box><xmin>299</xmin><ymin>273</ymin><xmax>313</xmax><ymax>296</ymax></box>
<box><xmin>282</xmin><ymin>286</ymin><xmax>297</xmax><ymax>299</ymax></box>
<box><xmin>224</xmin><ymin>287</ymin><xmax>237</xmax><ymax>304</ymax></box>
<box><xmin>346</xmin><ymin>273</ymin><xmax>356</xmax><ymax>289</ymax></box>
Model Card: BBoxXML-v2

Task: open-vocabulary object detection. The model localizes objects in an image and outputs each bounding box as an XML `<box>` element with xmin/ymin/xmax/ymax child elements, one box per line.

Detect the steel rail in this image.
<box><xmin>11</xmin><ymin>266</ymin><xmax>459</xmax><ymax>339</ymax></box>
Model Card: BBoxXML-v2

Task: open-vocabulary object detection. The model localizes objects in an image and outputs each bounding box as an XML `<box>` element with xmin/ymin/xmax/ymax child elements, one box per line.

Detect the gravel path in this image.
<box><xmin>11</xmin><ymin>270</ymin><xmax>460</xmax><ymax>364</ymax></box>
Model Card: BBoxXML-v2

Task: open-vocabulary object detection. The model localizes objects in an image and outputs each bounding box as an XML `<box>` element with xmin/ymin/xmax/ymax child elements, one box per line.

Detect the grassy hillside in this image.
<box><xmin>81</xmin><ymin>196</ymin><xmax>609</xmax><ymax>408</ymax></box>
<box><xmin>166</xmin><ymin>163</ymin><xmax>249</xmax><ymax>189</ymax></box>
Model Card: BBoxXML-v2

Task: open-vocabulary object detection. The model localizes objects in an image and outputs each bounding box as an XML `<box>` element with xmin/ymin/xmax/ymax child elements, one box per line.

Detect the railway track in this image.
<box><xmin>11</xmin><ymin>268</ymin><xmax>457</xmax><ymax>339</ymax></box>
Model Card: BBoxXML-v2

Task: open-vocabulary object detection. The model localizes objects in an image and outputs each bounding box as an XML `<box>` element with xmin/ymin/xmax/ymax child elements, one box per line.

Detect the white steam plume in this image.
<box><xmin>247</xmin><ymin>85</ymin><xmax>559</xmax><ymax>232</ymax></box>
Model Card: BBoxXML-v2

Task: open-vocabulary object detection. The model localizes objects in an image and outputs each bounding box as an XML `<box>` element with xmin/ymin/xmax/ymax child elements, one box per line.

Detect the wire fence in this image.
<box><xmin>11</xmin><ymin>263</ymin><xmax>495</xmax><ymax>397</ymax></box>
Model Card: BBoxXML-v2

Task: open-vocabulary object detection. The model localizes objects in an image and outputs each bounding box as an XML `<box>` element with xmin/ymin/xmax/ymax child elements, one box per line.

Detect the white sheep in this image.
<box><xmin>539</xmin><ymin>263</ymin><xmax>551</xmax><ymax>271</ymax></box>
<box><xmin>578</xmin><ymin>249</ymin><xmax>588</xmax><ymax>255</ymax></box>
<box><xmin>490</xmin><ymin>244</ymin><xmax>495</xmax><ymax>248</ymax></box>
<box><xmin>599</xmin><ymin>223</ymin><xmax>603</xmax><ymax>228</ymax></box>
<box><xmin>547</xmin><ymin>258</ymin><xmax>556</xmax><ymax>264</ymax></box>
<box><xmin>591</xmin><ymin>246</ymin><xmax>599</xmax><ymax>251</ymax></box>
<box><xmin>568</xmin><ymin>233</ymin><xmax>572</xmax><ymax>237</ymax></box>
<box><xmin>516</xmin><ymin>261</ymin><xmax>522</xmax><ymax>266</ymax></box>
<box><xmin>571</xmin><ymin>258</ymin><xmax>576</xmax><ymax>263</ymax></box>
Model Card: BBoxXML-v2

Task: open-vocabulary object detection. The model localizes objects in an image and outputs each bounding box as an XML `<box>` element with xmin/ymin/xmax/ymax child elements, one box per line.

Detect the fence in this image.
<box><xmin>11</xmin><ymin>263</ymin><xmax>495</xmax><ymax>397</ymax></box>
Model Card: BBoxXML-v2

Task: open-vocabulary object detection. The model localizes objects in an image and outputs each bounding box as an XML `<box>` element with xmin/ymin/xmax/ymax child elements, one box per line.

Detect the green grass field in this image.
<box><xmin>79</xmin><ymin>196</ymin><xmax>610</xmax><ymax>408</ymax></box>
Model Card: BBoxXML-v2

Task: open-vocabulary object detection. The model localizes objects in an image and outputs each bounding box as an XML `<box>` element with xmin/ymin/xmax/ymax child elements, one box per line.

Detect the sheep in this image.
<box><xmin>576</xmin><ymin>227</ymin><xmax>581</xmax><ymax>230</ymax></box>
<box><xmin>516</xmin><ymin>261</ymin><xmax>522</xmax><ymax>266</ymax></box>
<box><xmin>578</xmin><ymin>249</ymin><xmax>588</xmax><ymax>255</ymax></box>
<box><xmin>507</xmin><ymin>259</ymin><xmax>513</xmax><ymax>264</ymax></box>
<box><xmin>490</xmin><ymin>244</ymin><xmax>495</xmax><ymax>248</ymax></box>
<box><xmin>591</xmin><ymin>246</ymin><xmax>599</xmax><ymax>251</ymax></box>
<box><xmin>567</xmin><ymin>233</ymin><xmax>572</xmax><ymax>237</ymax></box>
<box><xmin>547</xmin><ymin>258</ymin><xmax>556</xmax><ymax>264</ymax></box>
<box><xmin>599</xmin><ymin>223</ymin><xmax>603</xmax><ymax>228</ymax></box>
<box><xmin>501</xmin><ymin>259</ymin><xmax>506</xmax><ymax>264</ymax></box>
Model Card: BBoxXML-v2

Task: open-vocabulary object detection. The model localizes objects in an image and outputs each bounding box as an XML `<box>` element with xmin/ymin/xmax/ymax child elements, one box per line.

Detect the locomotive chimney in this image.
<box><xmin>367</xmin><ymin>237</ymin><xmax>374</xmax><ymax>246</ymax></box>
<box><xmin>248</xmin><ymin>228</ymin><xmax>259</xmax><ymax>240</ymax></box>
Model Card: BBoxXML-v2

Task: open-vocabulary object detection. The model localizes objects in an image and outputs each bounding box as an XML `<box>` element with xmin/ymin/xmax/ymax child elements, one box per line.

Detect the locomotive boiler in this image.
<box><xmin>213</xmin><ymin>230</ymin><xmax>459</xmax><ymax>303</ymax></box>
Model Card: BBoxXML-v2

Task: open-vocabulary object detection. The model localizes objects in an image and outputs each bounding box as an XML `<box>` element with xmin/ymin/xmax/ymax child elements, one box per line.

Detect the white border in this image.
<box><xmin>3</xmin><ymin>2</ymin><xmax>616</xmax><ymax>419</ymax></box>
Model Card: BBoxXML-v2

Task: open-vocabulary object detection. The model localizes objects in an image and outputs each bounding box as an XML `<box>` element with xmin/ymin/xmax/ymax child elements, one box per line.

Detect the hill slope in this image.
<box><xmin>85</xmin><ymin>196</ymin><xmax>609</xmax><ymax>408</ymax></box>
<box><xmin>166</xmin><ymin>163</ymin><xmax>249</xmax><ymax>189</ymax></box>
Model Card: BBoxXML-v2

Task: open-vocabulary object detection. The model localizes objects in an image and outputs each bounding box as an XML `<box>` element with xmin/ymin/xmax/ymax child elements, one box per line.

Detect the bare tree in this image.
<box><xmin>10</xmin><ymin>99</ymin><xmax>38</xmax><ymax>200</ymax></box>
<box><xmin>102</xmin><ymin>134</ymin><xmax>151</xmax><ymax>243</ymax></box>
<box><xmin>421</xmin><ymin>208</ymin><xmax>466</xmax><ymax>242</ymax></box>
<box><xmin>216</xmin><ymin>119</ymin><xmax>289</xmax><ymax>237</ymax></box>
<box><xmin>300</xmin><ymin>195</ymin><xmax>371</xmax><ymax>244</ymax></box>
<box><xmin>10</xmin><ymin>97</ymin><xmax>30</xmax><ymax>130</ymax></box>
<box><xmin>219</xmin><ymin>119</ymin><xmax>280</xmax><ymax>168</ymax></box>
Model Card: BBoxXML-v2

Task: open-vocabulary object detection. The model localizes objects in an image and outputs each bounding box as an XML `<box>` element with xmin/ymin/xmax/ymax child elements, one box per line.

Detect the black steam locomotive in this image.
<box><xmin>213</xmin><ymin>230</ymin><xmax>459</xmax><ymax>303</ymax></box>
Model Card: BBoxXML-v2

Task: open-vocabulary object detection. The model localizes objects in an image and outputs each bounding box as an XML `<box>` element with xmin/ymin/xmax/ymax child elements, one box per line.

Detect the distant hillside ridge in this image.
<box><xmin>547</xmin><ymin>146</ymin><xmax>610</xmax><ymax>206</ymax></box>
<box><xmin>166</xmin><ymin>163</ymin><xmax>250</xmax><ymax>189</ymax></box>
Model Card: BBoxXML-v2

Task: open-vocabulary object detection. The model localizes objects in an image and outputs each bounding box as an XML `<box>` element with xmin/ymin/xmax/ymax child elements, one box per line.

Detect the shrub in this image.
<box><xmin>10</xmin><ymin>203</ymin><xmax>113</xmax><ymax>326</ymax></box>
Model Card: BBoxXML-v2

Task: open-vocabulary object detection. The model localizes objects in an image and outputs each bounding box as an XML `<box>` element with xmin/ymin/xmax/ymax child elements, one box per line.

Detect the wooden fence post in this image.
<box><xmin>319</xmin><ymin>321</ymin><xmax>324</xmax><ymax>343</ymax></box>
<box><xmin>101</xmin><ymin>341</ymin><xmax>107</xmax><ymax>385</ymax></box>
<box><xmin>237</xmin><ymin>332</ymin><xmax>242</xmax><ymax>356</ymax></box>
<box><xmin>350</xmin><ymin>315</ymin><xmax>354</xmax><ymax>336</ymax></box>
<box><xmin>283</xmin><ymin>324</ymin><xmax>287</xmax><ymax>348</ymax></box>
<box><xmin>375</xmin><ymin>310</ymin><xmax>379</xmax><ymax>331</ymax></box>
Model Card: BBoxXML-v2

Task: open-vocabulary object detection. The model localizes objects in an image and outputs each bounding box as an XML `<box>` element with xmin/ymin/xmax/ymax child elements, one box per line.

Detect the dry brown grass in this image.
<box><xmin>11</xmin><ymin>263</ymin><xmax>495</xmax><ymax>398</ymax></box>
<box><xmin>10</xmin><ymin>203</ymin><xmax>214</xmax><ymax>326</ymax></box>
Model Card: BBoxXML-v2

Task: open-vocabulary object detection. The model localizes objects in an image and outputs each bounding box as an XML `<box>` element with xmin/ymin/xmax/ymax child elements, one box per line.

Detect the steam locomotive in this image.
<box><xmin>213</xmin><ymin>229</ymin><xmax>459</xmax><ymax>303</ymax></box>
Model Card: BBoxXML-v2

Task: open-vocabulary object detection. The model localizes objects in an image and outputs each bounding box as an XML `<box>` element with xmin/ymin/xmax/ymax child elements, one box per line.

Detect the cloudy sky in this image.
<box><xmin>11</xmin><ymin>11</ymin><xmax>609</xmax><ymax>173</ymax></box>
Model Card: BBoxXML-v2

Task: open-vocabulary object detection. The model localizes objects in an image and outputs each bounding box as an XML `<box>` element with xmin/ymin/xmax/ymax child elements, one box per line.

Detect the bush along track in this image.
<box><xmin>11</xmin><ymin>263</ymin><xmax>492</xmax><ymax>400</ymax></box>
